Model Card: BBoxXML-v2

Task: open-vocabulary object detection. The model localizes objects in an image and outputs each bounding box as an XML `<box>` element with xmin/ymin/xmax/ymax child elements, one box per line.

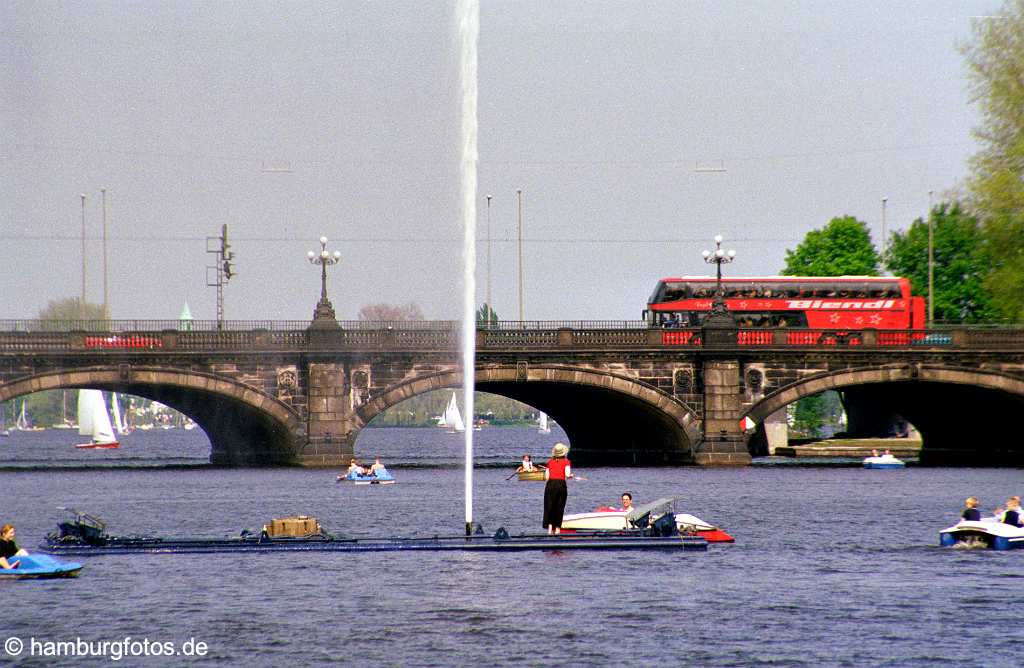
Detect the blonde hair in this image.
<box><xmin>0</xmin><ymin>524</ymin><xmax>12</xmax><ymax>536</ymax></box>
<box><xmin>965</xmin><ymin>497</ymin><xmax>978</xmax><ymax>507</ymax></box>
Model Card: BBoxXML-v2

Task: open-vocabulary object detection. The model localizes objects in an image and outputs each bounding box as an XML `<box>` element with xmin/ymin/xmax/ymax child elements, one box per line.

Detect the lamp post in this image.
<box><xmin>307</xmin><ymin>236</ymin><xmax>342</xmax><ymax>326</ymax></box>
<box><xmin>701</xmin><ymin>234</ymin><xmax>736</xmax><ymax>317</ymax></box>
<box><xmin>517</xmin><ymin>189</ymin><xmax>524</xmax><ymax>323</ymax></box>
<box><xmin>927</xmin><ymin>191</ymin><xmax>934</xmax><ymax>327</ymax></box>
<box><xmin>700</xmin><ymin>235</ymin><xmax>737</xmax><ymax>347</ymax></box>
<box><xmin>101</xmin><ymin>188</ymin><xmax>108</xmax><ymax>316</ymax></box>
<box><xmin>80</xmin><ymin>193</ymin><xmax>87</xmax><ymax>309</ymax></box>
<box><xmin>881</xmin><ymin>196</ymin><xmax>888</xmax><ymax>263</ymax></box>
<box><xmin>485</xmin><ymin>194</ymin><xmax>492</xmax><ymax>318</ymax></box>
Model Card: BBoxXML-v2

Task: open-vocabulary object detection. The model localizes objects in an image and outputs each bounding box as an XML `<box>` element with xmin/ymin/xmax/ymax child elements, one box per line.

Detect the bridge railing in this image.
<box><xmin>2</xmin><ymin>320</ymin><xmax>1024</xmax><ymax>351</ymax></box>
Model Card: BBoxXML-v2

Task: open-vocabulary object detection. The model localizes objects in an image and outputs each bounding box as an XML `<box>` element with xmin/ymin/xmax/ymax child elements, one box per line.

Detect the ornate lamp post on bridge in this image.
<box><xmin>307</xmin><ymin>236</ymin><xmax>342</xmax><ymax>328</ymax></box>
<box><xmin>700</xmin><ymin>235</ymin><xmax>737</xmax><ymax>344</ymax></box>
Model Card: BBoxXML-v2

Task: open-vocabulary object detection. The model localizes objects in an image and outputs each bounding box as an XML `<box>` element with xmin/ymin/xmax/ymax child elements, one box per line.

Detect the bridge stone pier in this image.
<box><xmin>2</xmin><ymin>321</ymin><xmax>1024</xmax><ymax>467</ymax></box>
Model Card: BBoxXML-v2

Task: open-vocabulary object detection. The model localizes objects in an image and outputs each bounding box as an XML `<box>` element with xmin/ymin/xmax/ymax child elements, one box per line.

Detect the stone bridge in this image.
<box><xmin>2</xmin><ymin>320</ymin><xmax>1023</xmax><ymax>466</ymax></box>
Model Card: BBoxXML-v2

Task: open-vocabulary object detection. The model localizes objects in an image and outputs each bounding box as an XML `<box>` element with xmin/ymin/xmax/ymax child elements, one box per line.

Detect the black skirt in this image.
<box><xmin>543</xmin><ymin>479</ymin><xmax>568</xmax><ymax>529</ymax></box>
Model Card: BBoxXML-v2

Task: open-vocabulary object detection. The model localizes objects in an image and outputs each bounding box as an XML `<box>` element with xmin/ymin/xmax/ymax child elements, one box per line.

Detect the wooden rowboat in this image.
<box><xmin>517</xmin><ymin>470</ymin><xmax>545</xmax><ymax>481</ymax></box>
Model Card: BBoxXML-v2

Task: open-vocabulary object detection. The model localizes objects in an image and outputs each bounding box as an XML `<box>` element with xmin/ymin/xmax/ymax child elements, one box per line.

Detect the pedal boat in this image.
<box><xmin>862</xmin><ymin>454</ymin><xmax>905</xmax><ymax>469</ymax></box>
<box><xmin>0</xmin><ymin>553</ymin><xmax>83</xmax><ymax>579</ymax></box>
<box><xmin>561</xmin><ymin>500</ymin><xmax>734</xmax><ymax>543</ymax></box>
<box><xmin>939</xmin><ymin>520</ymin><xmax>1024</xmax><ymax>550</ymax></box>
<box><xmin>337</xmin><ymin>470</ymin><xmax>395</xmax><ymax>485</ymax></box>
<box><xmin>41</xmin><ymin>504</ymin><xmax>707</xmax><ymax>555</ymax></box>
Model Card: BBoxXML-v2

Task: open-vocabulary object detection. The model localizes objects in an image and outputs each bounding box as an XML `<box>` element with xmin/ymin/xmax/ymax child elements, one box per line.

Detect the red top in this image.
<box><xmin>546</xmin><ymin>458</ymin><xmax>571</xmax><ymax>480</ymax></box>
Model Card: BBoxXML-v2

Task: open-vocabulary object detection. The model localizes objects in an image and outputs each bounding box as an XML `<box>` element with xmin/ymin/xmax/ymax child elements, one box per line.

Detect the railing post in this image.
<box><xmin>557</xmin><ymin>328</ymin><xmax>573</xmax><ymax>346</ymax></box>
<box><xmin>861</xmin><ymin>329</ymin><xmax>877</xmax><ymax>347</ymax></box>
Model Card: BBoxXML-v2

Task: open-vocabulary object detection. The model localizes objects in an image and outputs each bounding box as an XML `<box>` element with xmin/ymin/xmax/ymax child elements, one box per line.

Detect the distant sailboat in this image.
<box><xmin>443</xmin><ymin>392</ymin><xmax>465</xmax><ymax>433</ymax></box>
<box><xmin>76</xmin><ymin>390</ymin><xmax>120</xmax><ymax>449</ymax></box>
<box><xmin>0</xmin><ymin>404</ymin><xmax>8</xmax><ymax>437</ymax></box>
<box><xmin>110</xmin><ymin>393</ymin><xmax>129</xmax><ymax>435</ymax></box>
<box><xmin>15</xmin><ymin>400</ymin><xmax>44</xmax><ymax>432</ymax></box>
<box><xmin>538</xmin><ymin>411</ymin><xmax>551</xmax><ymax>435</ymax></box>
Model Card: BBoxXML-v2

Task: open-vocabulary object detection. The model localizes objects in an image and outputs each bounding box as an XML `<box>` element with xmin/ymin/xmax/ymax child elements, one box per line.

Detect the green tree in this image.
<box><xmin>782</xmin><ymin>216</ymin><xmax>881</xmax><ymax>276</ymax></box>
<box><xmin>885</xmin><ymin>202</ymin><xmax>998</xmax><ymax>323</ymax></box>
<box><xmin>38</xmin><ymin>297</ymin><xmax>109</xmax><ymax>323</ymax></box>
<box><xmin>476</xmin><ymin>303</ymin><xmax>498</xmax><ymax>327</ymax></box>
<box><xmin>962</xmin><ymin>3</ymin><xmax>1024</xmax><ymax>321</ymax></box>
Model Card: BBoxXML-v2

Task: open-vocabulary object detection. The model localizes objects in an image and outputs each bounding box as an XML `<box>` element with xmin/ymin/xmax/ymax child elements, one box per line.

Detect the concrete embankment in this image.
<box><xmin>773</xmin><ymin>438</ymin><xmax>921</xmax><ymax>458</ymax></box>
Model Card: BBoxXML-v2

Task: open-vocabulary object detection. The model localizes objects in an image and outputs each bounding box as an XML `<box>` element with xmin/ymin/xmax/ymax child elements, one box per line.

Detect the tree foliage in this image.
<box><xmin>962</xmin><ymin>3</ymin><xmax>1024</xmax><ymax>321</ymax></box>
<box><xmin>356</xmin><ymin>302</ymin><xmax>424</xmax><ymax>321</ymax></box>
<box><xmin>38</xmin><ymin>297</ymin><xmax>109</xmax><ymax>322</ymax></box>
<box><xmin>782</xmin><ymin>216</ymin><xmax>881</xmax><ymax>276</ymax></box>
<box><xmin>885</xmin><ymin>202</ymin><xmax>998</xmax><ymax>323</ymax></box>
<box><xmin>476</xmin><ymin>303</ymin><xmax>498</xmax><ymax>327</ymax></box>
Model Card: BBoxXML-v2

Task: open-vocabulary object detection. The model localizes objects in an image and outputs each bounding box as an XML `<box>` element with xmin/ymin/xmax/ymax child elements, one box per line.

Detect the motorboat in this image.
<box><xmin>561</xmin><ymin>498</ymin><xmax>735</xmax><ymax>542</ymax></box>
<box><xmin>0</xmin><ymin>553</ymin><xmax>83</xmax><ymax>579</ymax></box>
<box><xmin>41</xmin><ymin>508</ymin><xmax>707</xmax><ymax>555</ymax></box>
<box><xmin>337</xmin><ymin>470</ymin><xmax>395</xmax><ymax>485</ymax></box>
<box><xmin>862</xmin><ymin>453</ymin><xmax>905</xmax><ymax>469</ymax></box>
<box><xmin>939</xmin><ymin>519</ymin><xmax>1024</xmax><ymax>550</ymax></box>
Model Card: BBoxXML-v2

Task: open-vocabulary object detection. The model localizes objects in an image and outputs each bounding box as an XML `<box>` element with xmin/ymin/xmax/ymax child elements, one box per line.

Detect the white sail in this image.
<box><xmin>77</xmin><ymin>390</ymin><xmax>116</xmax><ymax>444</ymax></box>
<box><xmin>110</xmin><ymin>393</ymin><xmax>128</xmax><ymax>435</ymax></box>
<box><xmin>16</xmin><ymin>400</ymin><xmax>31</xmax><ymax>430</ymax></box>
<box><xmin>444</xmin><ymin>392</ymin><xmax>465</xmax><ymax>433</ymax></box>
<box><xmin>538</xmin><ymin>411</ymin><xmax>551</xmax><ymax>434</ymax></box>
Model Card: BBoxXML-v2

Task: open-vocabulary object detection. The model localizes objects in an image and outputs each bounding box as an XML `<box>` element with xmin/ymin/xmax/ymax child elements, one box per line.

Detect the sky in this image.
<box><xmin>0</xmin><ymin>0</ymin><xmax>1003</xmax><ymax>323</ymax></box>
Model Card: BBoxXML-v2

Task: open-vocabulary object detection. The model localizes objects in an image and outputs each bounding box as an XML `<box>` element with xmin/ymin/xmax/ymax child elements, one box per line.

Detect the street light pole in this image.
<box><xmin>517</xmin><ymin>189</ymin><xmax>524</xmax><ymax>323</ymax></box>
<box><xmin>101</xmin><ymin>188</ymin><xmax>108</xmax><ymax>315</ymax></box>
<box><xmin>927</xmin><ymin>191</ymin><xmax>934</xmax><ymax>327</ymax></box>
<box><xmin>485</xmin><ymin>194</ymin><xmax>492</xmax><ymax>317</ymax></box>
<box><xmin>80</xmin><ymin>193</ymin><xmax>87</xmax><ymax>310</ymax></box>
<box><xmin>307</xmin><ymin>236</ymin><xmax>342</xmax><ymax>325</ymax></box>
<box><xmin>701</xmin><ymin>235</ymin><xmax>736</xmax><ymax>317</ymax></box>
<box><xmin>880</xmin><ymin>196</ymin><xmax>888</xmax><ymax>264</ymax></box>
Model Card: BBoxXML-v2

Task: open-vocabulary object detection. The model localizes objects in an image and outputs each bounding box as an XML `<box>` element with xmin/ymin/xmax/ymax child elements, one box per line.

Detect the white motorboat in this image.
<box><xmin>561</xmin><ymin>502</ymin><xmax>734</xmax><ymax>543</ymax></box>
<box><xmin>939</xmin><ymin>519</ymin><xmax>1024</xmax><ymax>550</ymax></box>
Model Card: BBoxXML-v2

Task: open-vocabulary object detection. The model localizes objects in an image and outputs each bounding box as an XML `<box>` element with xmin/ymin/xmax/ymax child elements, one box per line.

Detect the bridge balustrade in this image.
<box><xmin>2</xmin><ymin>320</ymin><xmax>1024</xmax><ymax>352</ymax></box>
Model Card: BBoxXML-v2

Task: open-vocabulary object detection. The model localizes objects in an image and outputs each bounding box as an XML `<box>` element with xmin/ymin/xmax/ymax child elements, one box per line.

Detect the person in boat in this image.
<box><xmin>870</xmin><ymin>449</ymin><xmax>880</xmax><ymax>458</ymax></box>
<box><xmin>543</xmin><ymin>442</ymin><xmax>574</xmax><ymax>535</ymax></box>
<box><xmin>1000</xmin><ymin>497</ymin><xmax>1023</xmax><ymax>527</ymax></box>
<box><xmin>960</xmin><ymin>497</ymin><xmax>981</xmax><ymax>522</ymax></box>
<box><xmin>516</xmin><ymin>454</ymin><xmax>545</xmax><ymax>473</ymax></box>
<box><xmin>620</xmin><ymin>492</ymin><xmax>634</xmax><ymax>512</ymax></box>
<box><xmin>367</xmin><ymin>457</ymin><xmax>389</xmax><ymax>478</ymax></box>
<box><xmin>881</xmin><ymin>449</ymin><xmax>895</xmax><ymax>459</ymax></box>
<box><xmin>0</xmin><ymin>523</ymin><xmax>27</xmax><ymax>569</ymax></box>
<box><xmin>345</xmin><ymin>458</ymin><xmax>366</xmax><ymax>477</ymax></box>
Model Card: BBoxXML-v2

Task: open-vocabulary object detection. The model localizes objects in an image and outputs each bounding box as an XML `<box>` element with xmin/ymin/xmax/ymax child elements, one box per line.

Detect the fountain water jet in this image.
<box><xmin>457</xmin><ymin>0</ymin><xmax>479</xmax><ymax>535</ymax></box>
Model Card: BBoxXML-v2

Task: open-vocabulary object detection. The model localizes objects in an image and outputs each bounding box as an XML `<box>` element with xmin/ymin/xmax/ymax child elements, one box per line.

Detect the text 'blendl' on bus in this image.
<box><xmin>644</xmin><ymin>276</ymin><xmax>926</xmax><ymax>329</ymax></box>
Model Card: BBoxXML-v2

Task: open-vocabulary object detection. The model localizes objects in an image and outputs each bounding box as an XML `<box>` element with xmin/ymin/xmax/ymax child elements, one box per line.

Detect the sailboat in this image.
<box><xmin>0</xmin><ymin>404</ymin><xmax>8</xmax><ymax>437</ymax></box>
<box><xmin>75</xmin><ymin>390</ymin><xmax>120</xmax><ymax>449</ymax></box>
<box><xmin>537</xmin><ymin>412</ymin><xmax>551</xmax><ymax>435</ymax></box>
<box><xmin>109</xmin><ymin>393</ymin><xmax>129</xmax><ymax>435</ymax></box>
<box><xmin>443</xmin><ymin>392</ymin><xmax>465</xmax><ymax>433</ymax></box>
<box><xmin>15</xmin><ymin>400</ymin><xmax>45</xmax><ymax>432</ymax></box>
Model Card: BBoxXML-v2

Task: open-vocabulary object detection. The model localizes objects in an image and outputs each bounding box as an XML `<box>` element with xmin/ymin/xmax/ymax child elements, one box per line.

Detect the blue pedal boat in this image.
<box><xmin>0</xmin><ymin>553</ymin><xmax>83</xmax><ymax>579</ymax></box>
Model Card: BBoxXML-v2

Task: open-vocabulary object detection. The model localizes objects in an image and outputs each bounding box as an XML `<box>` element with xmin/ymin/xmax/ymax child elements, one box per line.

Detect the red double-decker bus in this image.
<box><xmin>644</xmin><ymin>276</ymin><xmax>925</xmax><ymax>329</ymax></box>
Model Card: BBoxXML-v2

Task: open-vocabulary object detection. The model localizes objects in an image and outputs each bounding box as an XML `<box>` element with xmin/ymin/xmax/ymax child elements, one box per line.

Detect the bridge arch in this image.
<box><xmin>0</xmin><ymin>366</ymin><xmax>301</xmax><ymax>465</ymax></box>
<box><xmin>357</xmin><ymin>364</ymin><xmax>702</xmax><ymax>465</ymax></box>
<box><xmin>746</xmin><ymin>364</ymin><xmax>1024</xmax><ymax>464</ymax></box>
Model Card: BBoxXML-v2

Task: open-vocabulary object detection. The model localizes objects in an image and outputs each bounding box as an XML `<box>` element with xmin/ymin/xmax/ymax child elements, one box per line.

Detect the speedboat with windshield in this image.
<box><xmin>561</xmin><ymin>498</ymin><xmax>734</xmax><ymax>542</ymax></box>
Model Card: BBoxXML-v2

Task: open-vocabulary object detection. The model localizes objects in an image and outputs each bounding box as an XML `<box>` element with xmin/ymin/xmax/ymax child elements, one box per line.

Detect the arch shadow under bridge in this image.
<box><xmin>357</xmin><ymin>365</ymin><xmax>702</xmax><ymax>466</ymax></box>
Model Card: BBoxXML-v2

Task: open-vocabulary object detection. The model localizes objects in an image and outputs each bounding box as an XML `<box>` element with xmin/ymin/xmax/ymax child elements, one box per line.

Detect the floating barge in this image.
<box><xmin>40</xmin><ymin>504</ymin><xmax>708</xmax><ymax>556</ymax></box>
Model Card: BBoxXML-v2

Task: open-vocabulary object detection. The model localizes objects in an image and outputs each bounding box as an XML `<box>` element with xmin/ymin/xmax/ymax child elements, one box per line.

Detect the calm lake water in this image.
<box><xmin>1</xmin><ymin>427</ymin><xmax>1021</xmax><ymax>666</ymax></box>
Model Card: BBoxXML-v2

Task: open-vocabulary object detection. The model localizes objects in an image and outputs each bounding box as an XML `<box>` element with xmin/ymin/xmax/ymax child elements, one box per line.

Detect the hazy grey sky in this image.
<box><xmin>1</xmin><ymin>0</ymin><xmax>1000</xmax><ymax>322</ymax></box>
